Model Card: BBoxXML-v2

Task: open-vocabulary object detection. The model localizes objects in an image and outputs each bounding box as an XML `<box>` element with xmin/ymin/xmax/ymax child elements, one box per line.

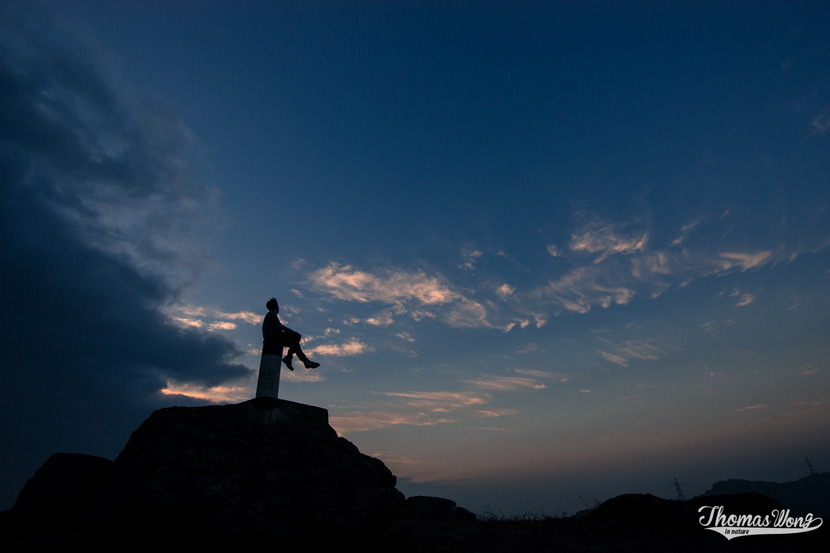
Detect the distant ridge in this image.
<box><xmin>703</xmin><ymin>473</ymin><xmax>830</xmax><ymax>517</ymax></box>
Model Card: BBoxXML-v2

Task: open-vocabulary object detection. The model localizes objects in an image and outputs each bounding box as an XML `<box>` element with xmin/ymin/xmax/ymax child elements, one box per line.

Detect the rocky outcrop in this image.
<box><xmin>7</xmin><ymin>398</ymin><xmax>405</xmax><ymax>546</ymax></box>
<box><xmin>12</xmin><ymin>453</ymin><xmax>114</xmax><ymax>517</ymax></box>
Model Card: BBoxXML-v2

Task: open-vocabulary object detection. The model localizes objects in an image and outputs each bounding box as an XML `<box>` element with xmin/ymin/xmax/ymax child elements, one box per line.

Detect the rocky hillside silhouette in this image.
<box><xmin>1</xmin><ymin>398</ymin><xmax>471</xmax><ymax>550</ymax></box>
<box><xmin>2</xmin><ymin>398</ymin><xmax>826</xmax><ymax>552</ymax></box>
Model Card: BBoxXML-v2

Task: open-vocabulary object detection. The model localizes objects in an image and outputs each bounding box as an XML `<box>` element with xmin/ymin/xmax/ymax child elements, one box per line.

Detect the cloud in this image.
<box><xmin>302</xmin><ymin>327</ymin><xmax>342</xmax><ymax>342</ymax></box>
<box><xmin>810</xmin><ymin>105</ymin><xmax>830</xmax><ymax>135</ymax></box>
<box><xmin>460</xmin><ymin>248</ymin><xmax>483</xmax><ymax>270</ymax></box>
<box><xmin>735</xmin><ymin>292</ymin><xmax>756</xmax><ymax>307</ymax></box>
<box><xmin>671</xmin><ymin>220</ymin><xmax>701</xmax><ymax>246</ymax></box>
<box><xmin>569</xmin><ymin>221</ymin><xmax>649</xmax><ymax>263</ymax></box>
<box><xmin>536</xmin><ymin>266</ymin><xmax>637</xmax><ymax>314</ymax></box>
<box><xmin>330</xmin><ymin>410</ymin><xmax>458</xmax><ymax>433</ymax></box>
<box><xmin>380</xmin><ymin>391</ymin><xmax>489</xmax><ymax>408</ymax></box>
<box><xmin>596</xmin><ymin>339</ymin><xmax>664</xmax><ymax>368</ymax></box>
<box><xmin>0</xmin><ymin>7</ymin><xmax>247</xmax><ymax>508</ymax></box>
<box><xmin>597</xmin><ymin>350</ymin><xmax>630</xmax><ymax>367</ymax></box>
<box><xmin>308</xmin><ymin>215</ymin><xmax>782</xmax><ymax>329</ymax></box>
<box><xmin>445</xmin><ymin>299</ymin><xmax>491</xmax><ymax>328</ymax></box>
<box><xmin>496</xmin><ymin>283</ymin><xmax>516</xmax><ymax>298</ymax></box>
<box><xmin>306</xmin><ymin>338</ymin><xmax>373</xmax><ymax>356</ymax></box>
<box><xmin>342</xmin><ymin>308</ymin><xmax>398</xmax><ymax>327</ymax></box>
<box><xmin>530</xmin><ymin>214</ymin><xmax>780</xmax><ymax>316</ymax></box>
<box><xmin>330</xmin><ymin>370</ymin><xmax>552</xmax><ymax>434</ymax></box>
<box><xmin>214</xmin><ymin>310</ymin><xmax>261</xmax><ymax>325</ymax></box>
<box><xmin>309</xmin><ymin>263</ymin><xmax>460</xmax><ymax>305</ymax></box>
<box><xmin>735</xmin><ymin>404</ymin><xmax>768</xmax><ymax>413</ymax></box>
<box><xmin>329</xmin><ymin>390</ymin><xmax>489</xmax><ymax>433</ymax></box>
<box><xmin>516</xmin><ymin>343</ymin><xmax>540</xmax><ymax>354</ymax></box>
<box><xmin>308</xmin><ymin>262</ymin><xmax>493</xmax><ymax>328</ymax></box>
<box><xmin>208</xmin><ymin>321</ymin><xmax>237</xmax><ymax>331</ymax></box>
<box><xmin>282</xmin><ymin>371</ymin><xmax>326</xmax><ymax>383</ymax></box>
<box><xmin>513</xmin><ymin>368</ymin><xmax>570</xmax><ymax>382</ymax></box>
<box><xmin>160</xmin><ymin>381</ymin><xmax>251</xmax><ymax>404</ymax></box>
<box><xmin>166</xmin><ymin>304</ymin><xmax>261</xmax><ymax>330</ymax></box>
<box><xmin>468</xmin><ymin>373</ymin><xmax>552</xmax><ymax>392</ymax></box>
<box><xmin>364</xmin><ymin>312</ymin><xmax>396</xmax><ymax>326</ymax></box>
<box><xmin>473</xmin><ymin>409</ymin><xmax>519</xmax><ymax>418</ymax></box>
<box><xmin>718</xmin><ymin>251</ymin><xmax>773</xmax><ymax>271</ymax></box>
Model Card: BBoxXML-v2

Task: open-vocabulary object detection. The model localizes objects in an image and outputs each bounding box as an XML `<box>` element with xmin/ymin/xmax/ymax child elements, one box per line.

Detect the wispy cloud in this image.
<box><xmin>307</xmin><ymin>215</ymin><xmax>787</xmax><ymax>332</ymax></box>
<box><xmin>166</xmin><ymin>304</ymin><xmax>261</xmax><ymax>330</ymax></box>
<box><xmin>535</xmin><ymin>265</ymin><xmax>637</xmax><ymax>314</ymax></box>
<box><xmin>718</xmin><ymin>251</ymin><xmax>773</xmax><ymax>271</ymax></box>
<box><xmin>597</xmin><ymin>349</ymin><xmax>629</xmax><ymax>367</ymax></box>
<box><xmin>282</xmin><ymin>370</ymin><xmax>326</xmax><ymax>383</ymax></box>
<box><xmin>309</xmin><ymin>263</ymin><xmax>460</xmax><ymax>305</ymax></box>
<box><xmin>531</xmin><ymin>214</ymin><xmax>779</xmax><ymax>316</ymax></box>
<box><xmin>516</xmin><ymin>343</ymin><xmax>541</xmax><ymax>355</ymax></box>
<box><xmin>473</xmin><ymin>409</ymin><xmax>519</xmax><ymax>418</ymax></box>
<box><xmin>460</xmin><ymin>248</ymin><xmax>483</xmax><ymax>270</ymax></box>
<box><xmin>735</xmin><ymin>403</ymin><xmax>768</xmax><ymax>412</ymax></box>
<box><xmin>306</xmin><ymin>338</ymin><xmax>373</xmax><ymax>357</ymax></box>
<box><xmin>513</xmin><ymin>368</ymin><xmax>570</xmax><ymax>382</ymax></box>
<box><xmin>810</xmin><ymin>105</ymin><xmax>830</xmax><ymax>135</ymax></box>
<box><xmin>735</xmin><ymin>292</ymin><xmax>756</xmax><ymax>307</ymax></box>
<box><xmin>308</xmin><ymin>262</ymin><xmax>494</xmax><ymax>329</ymax></box>
<box><xmin>569</xmin><ymin>221</ymin><xmax>649</xmax><ymax>263</ymax></box>
<box><xmin>671</xmin><ymin>220</ymin><xmax>701</xmax><ymax>246</ymax></box>
<box><xmin>329</xmin><ymin>390</ymin><xmax>487</xmax><ymax>433</ymax></box>
<box><xmin>596</xmin><ymin>338</ymin><xmax>665</xmax><ymax>368</ymax></box>
<box><xmin>161</xmin><ymin>381</ymin><xmax>251</xmax><ymax>403</ymax></box>
<box><xmin>330</xmin><ymin>410</ymin><xmax>457</xmax><ymax>433</ymax></box>
<box><xmin>468</xmin><ymin>367</ymin><xmax>568</xmax><ymax>392</ymax></box>
<box><xmin>302</xmin><ymin>327</ymin><xmax>342</xmax><ymax>342</ymax></box>
<box><xmin>718</xmin><ymin>288</ymin><xmax>758</xmax><ymax>307</ymax></box>
<box><xmin>468</xmin><ymin>376</ymin><xmax>547</xmax><ymax>391</ymax></box>
<box><xmin>380</xmin><ymin>391</ymin><xmax>489</xmax><ymax>409</ymax></box>
<box><xmin>330</xmin><ymin>369</ymin><xmax>552</xmax><ymax>434</ymax></box>
<box><xmin>497</xmin><ymin>283</ymin><xmax>516</xmax><ymax>298</ymax></box>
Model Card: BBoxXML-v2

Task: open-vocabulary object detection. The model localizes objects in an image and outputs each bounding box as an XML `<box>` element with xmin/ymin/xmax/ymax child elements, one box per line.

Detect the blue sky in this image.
<box><xmin>2</xmin><ymin>1</ymin><xmax>829</xmax><ymax>515</ymax></box>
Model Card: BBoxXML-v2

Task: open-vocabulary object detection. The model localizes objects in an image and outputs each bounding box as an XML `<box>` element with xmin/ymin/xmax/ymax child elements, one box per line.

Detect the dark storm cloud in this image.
<box><xmin>0</xmin><ymin>7</ymin><xmax>248</xmax><ymax>507</ymax></box>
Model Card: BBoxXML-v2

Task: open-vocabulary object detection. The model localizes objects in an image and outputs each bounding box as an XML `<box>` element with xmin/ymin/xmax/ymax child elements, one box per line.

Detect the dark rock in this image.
<box><xmin>400</xmin><ymin>495</ymin><xmax>477</xmax><ymax>522</ymax></box>
<box><xmin>387</xmin><ymin>495</ymin><xmax>478</xmax><ymax>549</ymax></box>
<box><xmin>6</xmin><ymin>398</ymin><xmax>405</xmax><ymax>548</ymax></box>
<box><xmin>93</xmin><ymin>398</ymin><xmax>404</xmax><ymax>539</ymax></box>
<box><xmin>12</xmin><ymin>453</ymin><xmax>114</xmax><ymax>517</ymax></box>
<box><xmin>584</xmin><ymin>493</ymin><xmax>697</xmax><ymax>529</ymax></box>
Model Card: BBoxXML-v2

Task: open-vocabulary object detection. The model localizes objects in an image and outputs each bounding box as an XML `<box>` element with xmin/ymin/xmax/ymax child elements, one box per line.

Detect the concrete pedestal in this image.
<box><xmin>255</xmin><ymin>351</ymin><xmax>282</xmax><ymax>399</ymax></box>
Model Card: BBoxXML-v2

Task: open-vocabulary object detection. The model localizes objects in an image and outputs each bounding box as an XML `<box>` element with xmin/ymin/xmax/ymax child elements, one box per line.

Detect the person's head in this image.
<box><xmin>266</xmin><ymin>297</ymin><xmax>279</xmax><ymax>312</ymax></box>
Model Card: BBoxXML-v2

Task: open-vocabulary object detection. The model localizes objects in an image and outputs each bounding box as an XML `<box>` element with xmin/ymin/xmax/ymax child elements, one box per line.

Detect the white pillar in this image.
<box><xmin>255</xmin><ymin>352</ymin><xmax>281</xmax><ymax>398</ymax></box>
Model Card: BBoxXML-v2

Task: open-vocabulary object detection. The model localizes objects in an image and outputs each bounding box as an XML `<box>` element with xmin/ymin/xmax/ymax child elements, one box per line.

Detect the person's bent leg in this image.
<box><xmin>288</xmin><ymin>331</ymin><xmax>319</xmax><ymax>369</ymax></box>
<box><xmin>283</xmin><ymin>330</ymin><xmax>319</xmax><ymax>369</ymax></box>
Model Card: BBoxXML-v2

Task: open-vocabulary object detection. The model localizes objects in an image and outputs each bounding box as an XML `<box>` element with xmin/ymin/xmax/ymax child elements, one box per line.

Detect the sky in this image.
<box><xmin>2</xmin><ymin>0</ymin><xmax>829</xmax><ymax>516</ymax></box>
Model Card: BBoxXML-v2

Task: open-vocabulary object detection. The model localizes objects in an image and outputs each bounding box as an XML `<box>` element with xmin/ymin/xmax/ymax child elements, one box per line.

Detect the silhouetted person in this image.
<box><xmin>263</xmin><ymin>297</ymin><xmax>320</xmax><ymax>371</ymax></box>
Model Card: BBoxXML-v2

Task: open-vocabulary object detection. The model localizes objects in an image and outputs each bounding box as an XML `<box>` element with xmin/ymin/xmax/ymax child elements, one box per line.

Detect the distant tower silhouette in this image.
<box><xmin>805</xmin><ymin>457</ymin><xmax>817</xmax><ymax>475</ymax></box>
<box><xmin>673</xmin><ymin>477</ymin><xmax>686</xmax><ymax>501</ymax></box>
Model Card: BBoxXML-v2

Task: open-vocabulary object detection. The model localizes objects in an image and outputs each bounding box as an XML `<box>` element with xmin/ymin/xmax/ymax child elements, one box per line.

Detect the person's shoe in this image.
<box><xmin>282</xmin><ymin>355</ymin><xmax>295</xmax><ymax>371</ymax></box>
<box><xmin>303</xmin><ymin>359</ymin><xmax>320</xmax><ymax>369</ymax></box>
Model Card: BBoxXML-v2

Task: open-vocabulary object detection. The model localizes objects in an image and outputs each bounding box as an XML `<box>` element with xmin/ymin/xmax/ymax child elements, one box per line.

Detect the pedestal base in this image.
<box><xmin>255</xmin><ymin>352</ymin><xmax>281</xmax><ymax>399</ymax></box>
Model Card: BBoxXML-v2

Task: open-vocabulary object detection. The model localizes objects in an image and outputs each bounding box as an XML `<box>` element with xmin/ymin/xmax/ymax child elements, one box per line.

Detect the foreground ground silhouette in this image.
<box><xmin>2</xmin><ymin>399</ymin><xmax>826</xmax><ymax>552</ymax></box>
